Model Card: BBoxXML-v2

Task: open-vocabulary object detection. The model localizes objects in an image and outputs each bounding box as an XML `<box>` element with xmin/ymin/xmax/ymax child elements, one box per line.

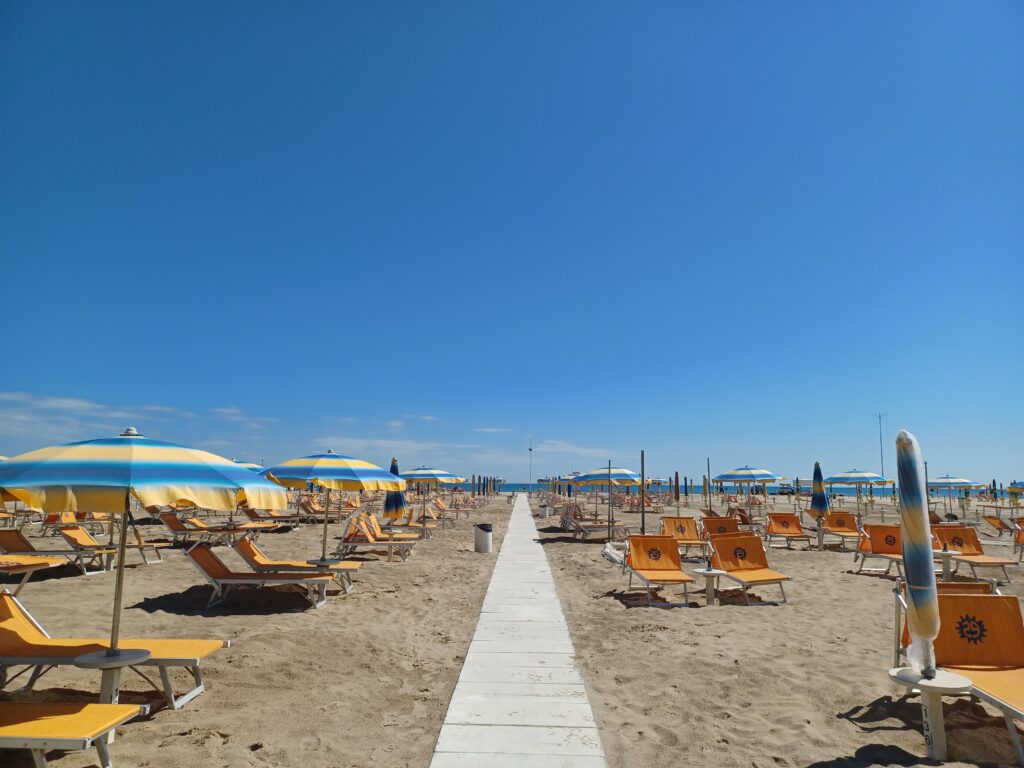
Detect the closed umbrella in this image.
<box><xmin>383</xmin><ymin>458</ymin><xmax>409</xmax><ymax>520</ymax></box>
<box><xmin>0</xmin><ymin>427</ymin><xmax>289</xmax><ymax>704</ymax></box>
<box><xmin>810</xmin><ymin>462</ymin><xmax>829</xmax><ymax>544</ymax></box>
<box><xmin>897</xmin><ymin>431</ymin><xmax>939</xmax><ymax>677</ymax></box>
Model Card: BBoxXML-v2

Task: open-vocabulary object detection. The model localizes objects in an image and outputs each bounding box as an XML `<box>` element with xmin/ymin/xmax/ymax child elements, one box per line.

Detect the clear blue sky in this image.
<box><xmin>1</xmin><ymin>2</ymin><xmax>1021</xmax><ymax>484</ymax></box>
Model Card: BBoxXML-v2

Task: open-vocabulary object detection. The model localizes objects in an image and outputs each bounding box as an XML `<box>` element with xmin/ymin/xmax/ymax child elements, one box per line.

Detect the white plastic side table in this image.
<box><xmin>888</xmin><ymin>666</ymin><xmax>972</xmax><ymax>761</ymax></box>
<box><xmin>695</xmin><ymin>567</ymin><xmax>728</xmax><ymax>606</ymax></box>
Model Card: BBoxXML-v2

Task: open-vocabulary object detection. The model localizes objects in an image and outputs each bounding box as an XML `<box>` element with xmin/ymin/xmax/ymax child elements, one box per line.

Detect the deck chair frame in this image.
<box><xmin>185</xmin><ymin>545</ymin><xmax>329</xmax><ymax>609</ymax></box>
<box><xmin>0</xmin><ymin>702</ymin><xmax>143</xmax><ymax>768</ymax></box>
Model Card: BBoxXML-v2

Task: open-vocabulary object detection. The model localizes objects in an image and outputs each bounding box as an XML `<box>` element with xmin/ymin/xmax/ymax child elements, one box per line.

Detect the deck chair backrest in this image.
<box><xmin>702</xmin><ymin>517</ymin><xmax>740</xmax><ymax>538</ymax></box>
<box><xmin>933</xmin><ymin>525</ymin><xmax>983</xmax><ymax>557</ymax></box>
<box><xmin>187</xmin><ymin>544</ymin><xmax>234</xmax><ymax>579</ymax></box>
<box><xmin>160</xmin><ymin>513</ymin><xmax>189</xmax><ymax>532</ymax></box>
<box><xmin>899</xmin><ymin>580</ymin><xmax>999</xmax><ymax>647</ymax></box>
<box><xmin>233</xmin><ymin>537</ymin><xmax>270</xmax><ymax>567</ymax></box>
<box><xmin>766</xmin><ymin>513</ymin><xmax>803</xmax><ymax>534</ymax></box>
<box><xmin>367</xmin><ymin>515</ymin><xmax>386</xmax><ymax>538</ymax></box>
<box><xmin>185</xmin><ymin>517</ymin><xmax>211</xmax><ymax>530</ymax></box>
<box><xmin>660</xmin><ymin>516</ymin><xmax>698</xmax><ymax>541</ymax></box>
<box><xmin>825</xmin><ymin>512</ymin><xmax>858</xmax><ymax>533</ymax></box>
<box><xmin>59</xmin><ymin>526</ymin><xmax>100</xmax><ymax>548</ymax></box>
<box><xmin>627</xmin><ymin>535</ymin><xmax>682</xmax><ymax>571</ymax></box>
<box><xmin>434</xmin><ymin>499</ymin><xmax>450</xmax><ymax>511</ymax></box>
<box><xmin>42</xmin><ymin>511</ymin><xmax>76</xmax><ymax>526</ymax></box>
<box><xmin>0</xmin><ymin>529</ymin><xmax>34</xmax><ymax>553</ymax></box>
<box><xmin>354</xmin><ymin>515</ymin><xmax>377</xmax><ymax>542</ymax></box>
<box><xmin>933</xmin><ymin>594</ymin><xmax>1024</xmax><ymax>668</ymax></box>
<box><xmin>0</xmin><ymin>593</ymin><xmax>51</xmax><ymax>645</ymax></box>
<box><xmin>866</xmin><ymin>524</ymin><xmax>901</xmax><ymax>556</ymax></box>
<box><xmin>711</xmin><ymin>534</ymin><xmax>768</xmax><ymax>572</ymax></box>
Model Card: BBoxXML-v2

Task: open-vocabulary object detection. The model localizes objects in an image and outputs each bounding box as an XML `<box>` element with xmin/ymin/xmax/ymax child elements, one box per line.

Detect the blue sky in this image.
<box><xmin>1</xmin><ymin>2</ymin><xmax>1021</xmax><ymax>483</ymax></box>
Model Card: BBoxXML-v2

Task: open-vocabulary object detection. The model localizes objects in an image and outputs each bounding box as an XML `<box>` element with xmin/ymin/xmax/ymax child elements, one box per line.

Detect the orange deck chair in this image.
<box><xmin>702</xmin><ymin>516</ymin><xmax>740</xmax><ymax>539</ymax></box>
<box><xmin>710</xmin><ymin>533</ymin><xmax>790</xmax><ymax>605</ymax></box>
<box><xmin>893</xmin><ymin>580</ymin><xmax>999</xmax><ymax>667</ymax></box>
<box><xmin>624</xmin><ymin>535</ymin><xmax>693</xmax><ymax>607</ymax></box>
<box><xmin>764</xmin><ymin>513</ymin><xmax>811</xmax><ymax>549</ymax></box>
<box><xmin>933</xmin><ymin>525</ymin><xmax>1015</xmax><ymax>583</ymax></box>
<box><xmin>856</xmin><ymin>524</ymin><xmax>903</xmax><ymax>577</ymax></box>
<box><xmin>986</xmin><ymin>515</ymin><xmax>1015</xmax><ymax>538</ymax></box>
<box><xmin>820</xmin><ymin>511</ymin><xmax>861</xmax><ymax>550</ymax></box>
<box><xmin>233</xmin><ymin>538</ymin><xmax>360</xmax><ymax>593</ymax></box>
<box><xmin>931</xmin><ymin>594</ymin><xmax>1024</xmax><ymax>765</ymax></box>
<box><xmin>659</xmin><ymin>516</ymin><xmax>704</xmax><ymax>558</ymax></box>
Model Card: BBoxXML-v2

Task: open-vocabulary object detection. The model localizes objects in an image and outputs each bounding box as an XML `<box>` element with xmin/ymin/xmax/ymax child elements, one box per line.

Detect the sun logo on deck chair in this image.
<box><xmin>884</xmin><ymin>534</ymin><xmax>897</xmax><ymax>547</ymax></box>
<box><xmin>956</xmin><ymin>614</ymin><xmax>986</xmax><ymax>645</ymax></box>
<box><xmin>952</xmin><ymin>536</ymin><xmax>964</xmax><ymax>548</ymax></box>
<box><xmin>836</xmin><ymin>518</ymin><xmax>846</xmax><ymax>527</ymax></box>
<box><xmin>732</xmin><ymin>546</ymin><xmax>747</xmax><ymax>560</ymax></box>
<box><xmin>716</xmin><ymin>525</ymin><xmax>728</xmax><ymax>534</ymax></box>
<box><xmin>647</xmin><ymin>547</ymin><xmax>662</xmax><ymax>561</ymax></box>
<box><xmin>781</xmin><ymin>520</ymin><xmax>791</xmax><ymax>529</ymax></box>
<box><xmin>675</xmin><ymin>524</ymin><xmax>686</xmax><ymax>534</ymax></box>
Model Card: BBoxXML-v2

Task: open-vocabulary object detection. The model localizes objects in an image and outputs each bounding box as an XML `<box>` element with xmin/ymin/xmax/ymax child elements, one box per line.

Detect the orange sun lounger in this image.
<box><xmin>820</xmin><ymin>511</ymin><xmax>861</xmax><ymax>550</ymax></box>
<box><xmin>927</xmin><ymin>594</ymin><xmax>1024</xmax><ymax>765</ymax></box>
<box><xmin>709</xmin><ymin>533</ymin><xmax>790</xmax><ymax>605</ymax></box>
<box><xmin>624</xmin><ymin>535</ymin><xmax>693</xmax><ymax>607</ymax></box>
<box><xmin>856</xmin><ymin>524</ymin><xmax>903</xmax><ymax>577</ymax></box>
<box><xmin>0</xmin><ymin>591</ymin><xmax>227</xmax><ymax>709</ymax></box>
<box><xmin>659</xmin><ymin>516</ymin><xmax>703</xmax><ymax>558</ymax></box>
<box><xmin>233</xmin><ymin>538</ymin><xmax>360</xmax><ymax>593</ymax></box>
<box><xmin>0</xmin><ymin>701</ymin><xmax>143</xmax><ymax>768</ymax></box>
<box><xmin>764</xmin><ymin>513</ymin><xmax>811</xmax><ymax>549</ymax></box>
<box><xmin>702</xmin><ymin>517</ymin><xmax>740</xmax><ymax>539</ymax></box>
<box><xmin>933</xmin><ymin>525</ymin><xmax>1015</xmax><ymax>583</ymax></box>
<box><xmin>185</xmin><ymin>543</ymin><xmax>335</xmax><ymax>609</ymax></box>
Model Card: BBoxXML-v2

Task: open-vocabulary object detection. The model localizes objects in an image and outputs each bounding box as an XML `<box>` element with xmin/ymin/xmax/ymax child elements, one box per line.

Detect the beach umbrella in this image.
<box><xmin>265</xmin><ymin>450</ymin><xmax>406</xmax><ymax>562</ymax></box>
<box><xmin>713</xmin><ymin>466</ymin><xmax>779</xmax><ymax>498</ymax></box>
<box><xmin>232</xmin><ymin>459</ymin><xmax>264</xmax><ymax>472</ymax></box>
<box><xmin>896</xmin><ymin>430</ymin><xmax>939</xmax><ymax>678</ymax></box>
<box><xmin>401</xmin><ymin>466</ymin><xmax>464</xmax><ymax>519</ymax></box>
<box><xmin>927</xmin><ymin>474</ymin><xmax>975</xmax><ymax>516</ymax></box>
<box><xmin>383</xmin><ymin>458</ymin><xmax>409</xmax><ymax>520</ymax></box>
<box><xmin>573</xmin><ymin>465</ymin><xmax>641</xmax><ymax>538</ymax></box>
<box><xmin>0</xmin><ymin>427</ymin><xmax>289</xmax><ymax>698</ymax></box>
<box><xmin>825</xmin><ymin>469</ymin><xmax>887</xmax><ymax>517</ymax></box>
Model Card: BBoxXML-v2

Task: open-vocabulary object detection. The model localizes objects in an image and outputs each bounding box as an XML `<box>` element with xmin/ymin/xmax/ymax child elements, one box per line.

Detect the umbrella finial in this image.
<box><xmin>326</xmin><ymin>449</ymin><xmax>334</xmax><ymax>454</ymax></box>
<box><xmin>120</xmin><ymin>427</ymin><xmax>141</xmax><ymax>437</ymax></box>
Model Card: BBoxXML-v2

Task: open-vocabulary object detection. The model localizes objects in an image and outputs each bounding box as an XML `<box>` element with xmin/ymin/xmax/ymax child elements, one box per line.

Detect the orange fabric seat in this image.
<box><xmin>934</xmin><ymin>525</ymin><xmax>1015</xmax><ymax>582</ymax></box>
<box><xmin>624</xmin><ymin>535</ymin><xmax>693</xmax><ymax>606</ymax></box>
<box><xmin>710</xmin><ymin>533</ymin><xmax>790</xmax><ymax>604</ymax></box>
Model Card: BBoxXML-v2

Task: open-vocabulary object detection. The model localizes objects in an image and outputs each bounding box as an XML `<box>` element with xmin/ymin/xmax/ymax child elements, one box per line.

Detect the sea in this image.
<box><xmin>500</xmin><ymin>482</ymin><xmax>1012</xmax><ymax>499</ymax></box>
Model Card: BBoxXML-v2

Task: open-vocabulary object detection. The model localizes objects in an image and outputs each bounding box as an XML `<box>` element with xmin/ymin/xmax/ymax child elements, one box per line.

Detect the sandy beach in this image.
<box><xmin>538</xmin><ymin>496</ymin><xmax>1024</xmax><ymax>767</ymax></box>
<box><xmin>4</xmin><ymin>493</ymin><xmax>1024</xmax><ymax>767</ymax></box>
<box><xmin>2</xmin><ymin>497</ymin><xmax>509</xmax><ymax>768</ymax></box>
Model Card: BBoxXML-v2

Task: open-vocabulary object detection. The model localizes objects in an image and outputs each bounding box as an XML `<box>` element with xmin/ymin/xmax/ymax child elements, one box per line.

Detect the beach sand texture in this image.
<box><xmin>4</xmin><ymin>494</ymin><xmax>1024</xmax><ymax>767</ymax></box>
<box><xmin>1</xmin><ymin>498</ymin><xmax>510</xmax><ymax>768</ymax></box>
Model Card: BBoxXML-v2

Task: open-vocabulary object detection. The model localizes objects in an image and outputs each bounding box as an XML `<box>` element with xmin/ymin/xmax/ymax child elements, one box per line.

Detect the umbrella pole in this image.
<box><xmin>320</xmin><ymin>488</ymin><xmax>331</xmax><ymax>562</ymax></box>
<box><xmin>107</xmin><ymin>490</ymin><xmax>134</xmax><ymax>654</ymax></box>
<box><xmin>607</xmin><ymin>460</ymin><xmax>612</xmax><ymax>540</ymax></box>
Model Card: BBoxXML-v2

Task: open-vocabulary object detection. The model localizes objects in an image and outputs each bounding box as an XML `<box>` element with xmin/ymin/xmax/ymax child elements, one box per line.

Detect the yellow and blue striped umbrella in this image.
<box><xmin>825</xmin><ymin>469</ymin><xmax>888</xmax><ymax>485</ymax></box>
<box><xmin>897</xmin><ymin>429</ymin><xmax>939</xmax><ymax>678</ymax></box>
<box><xmin>264</xmin><ymin>450</ymin><xmax>406</xmax><ymax>492</ymax></box>
<box><xmin>400</xmin><ymin>466</ymin><xmax>465</xmax><ymax>485</ymax></box>
<box><xmin>0</xmin><ymin>429</ymin><xmax>289</xmax><ymax>514</ymax></box>
<box><xmin>383</xmin><ymin>457</ymin><xmax>409</xmax><ymax>520</ymax></box>
<box><xmin>233</xmin><ymin>460</ymin><xmax>264</xmax><ymax>472</ymax></box>
<box><xmin>810</xmin><ymin>461</ymin><xmax>830</xmax><ymax>519</ymax></box>
<box><xmin>571</xmin><ymin>467</ymin><xmax>641</xmax><ymax>486</ymax></box>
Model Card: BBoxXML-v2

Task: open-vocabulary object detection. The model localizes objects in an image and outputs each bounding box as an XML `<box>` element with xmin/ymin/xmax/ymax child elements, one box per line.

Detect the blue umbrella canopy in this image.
<box><xmin>401</xmin><ymin>466</ymin><xmax>465</xmax><ymax>485</ymax></box>
<box><xmin>713</xmin><ymin>466</ymin><xmax>779</xmax><ymax>484</ymax></box>
<box><xmin>897</xmin><ymin>429</ymin><xmax>939</xmax><ymax>678</ymax></box>
<box><xmin>824</xmin><ymin>470</ymin><xmax>888</xmax><ymax>485</ymax></box>
<box><xmin>383</xmin><ymin>458</ymin><xmax>410</xmax><ymax>520</ymax></box>
<box><xmin>810</xmin><ymin>462</ymin><xmax>830</xmax><ymax>519</ymax></box>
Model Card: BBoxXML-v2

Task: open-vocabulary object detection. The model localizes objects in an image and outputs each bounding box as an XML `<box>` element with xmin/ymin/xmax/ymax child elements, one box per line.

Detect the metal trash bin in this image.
<box><xmin>506</xmin><ymin>495</ymin><xmax>513</xmax><ymax>505</ymax></box>
<box><xmin>538</xmin><ymin>504</ymin><xmax>549</xmax><ymax>519</ymax></box>
<box><xmin>474</xmin><ymin>523</ymin><xmax>493</xmax><ymax>554</ymax></box>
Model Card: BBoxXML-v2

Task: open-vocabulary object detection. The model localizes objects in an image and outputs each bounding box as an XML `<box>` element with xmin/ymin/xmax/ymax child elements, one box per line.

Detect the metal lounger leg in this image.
<box><xmin>159</xmin><ymin>665</ymin><xmax>206</xmax><ymax>710</ymax></box>
<box><xmin>95</xmin><ymin>734</ymin><xmax>113</xmax><ymax>768</ymax></box>
<box><xmin>30</xmin><ymin>749</ymin><xmax>47</xmax><ymax>768</ymax></box>
<box><xmin>1003</xmin><ymin>712</ymin><xmax>1024</xmax><ymax>767</ymax></box>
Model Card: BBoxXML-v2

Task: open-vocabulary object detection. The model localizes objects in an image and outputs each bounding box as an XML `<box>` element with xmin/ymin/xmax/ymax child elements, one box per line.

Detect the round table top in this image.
<box><xmin>694</xmin><ymin>568</ymin><xmax>728</xmax><ymax>577</ymax></box>
<box><xmin>888</xmin><ymin>666</ymin><xmax>972</xmax><ymax>693</ymax></box>
<box><xmin>74</xmin><ymin>648</ymin><xmax>152</xmax><ymax>669</ymax></box>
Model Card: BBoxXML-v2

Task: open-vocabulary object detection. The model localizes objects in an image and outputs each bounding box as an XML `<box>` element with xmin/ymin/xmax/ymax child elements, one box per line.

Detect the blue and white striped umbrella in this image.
<box><xmin>825</xmin><ymin>470</ymin><xmax>887</xmax><ymax>485</ymax></box>
<box><xmin>713</xmin><ymin>466</ymin><xmax>779</xmax><ymax>484</ymax></box>
<box><xmin>401</xmin><ymin>466</ymin><xmax>465</xmax><ymax>485</ymax></box>
<box><xmin>897</xmin><ymin>429</ymin><xmax>939</xmax><ymax>678</ymax></box>
<box><xmin>571</xmin><ymin>467</ymin><xmax>642</xmax><ymax>486</ymax></box>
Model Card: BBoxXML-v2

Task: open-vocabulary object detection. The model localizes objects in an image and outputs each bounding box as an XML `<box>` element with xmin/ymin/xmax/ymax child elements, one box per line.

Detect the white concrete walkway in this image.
<box><xmin>430</xmin><ymin>494</ymin><xmax>607</xmax><ymax>767</ymax></box>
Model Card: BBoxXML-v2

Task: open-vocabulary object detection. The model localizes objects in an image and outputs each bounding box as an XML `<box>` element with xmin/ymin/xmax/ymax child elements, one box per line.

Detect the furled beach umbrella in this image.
<box><xmin>265</xmin><ymin>450</ymin><xmax>406</xmax><ymax>563</ymax></box>
<box><xmin>0</xmin><ymin>428</ymin><xmax>289</xmax><ymax>699</ymax></box>
<box><xmin>810</xmin><ymin>462</ymin><xmax>829</xmax><ymax>526</ymax></box>
<box><xmin>896</xmin><ymin>430</ymin><xmax>939</xmax><ymax>678</ymax></box>
<box><xmin>383</xmin><ymin>458</ymin><xmax>409</xmax><ymax>520</ymax></box>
